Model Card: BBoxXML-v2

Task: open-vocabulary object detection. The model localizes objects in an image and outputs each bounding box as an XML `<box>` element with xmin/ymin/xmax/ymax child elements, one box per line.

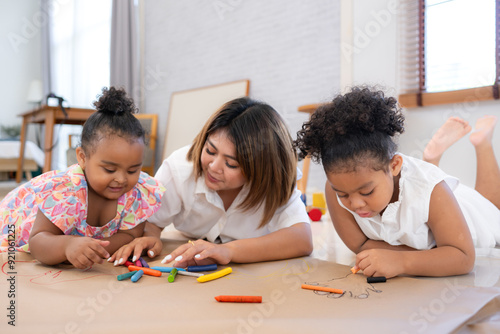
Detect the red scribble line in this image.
<box><xmin>2</xmin><ymin>260</ymin><xmax>114</xmax><ymax>285</ymax></box>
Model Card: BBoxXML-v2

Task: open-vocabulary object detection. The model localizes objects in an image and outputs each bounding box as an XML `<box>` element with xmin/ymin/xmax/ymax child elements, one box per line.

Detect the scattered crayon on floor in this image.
<box><xmin>197</xmin><ymin>267</ymin><xmax>232</xmax><ymax>283</ymax></box>
<box><xmin>150</xmin><ymin>266</ymin><xmax>186</xmax><ymax>273</ymax></box>
<box><xmin>301</xmin><ymin>284</ymin><xmax>343</xmax><ymax>294</ymax></box>
<box><xmin>128</xmin><ymin>265</ymin><xmax>162</xmax><ymax>277</ymax></box>
<box><xmin>367</xmin><ymin>276</ymin><xmax>387</xmax><ymax>283</ymax></box>
<box><xmin>215</xmin><ymin>295</ymin><xmax>262</xmax><ymax>303</ymax></box>
<box><xmin>124</xmin><ymin>260</ymin><xmax>134</xmax><ymax>267</ymax></box>
<box><xmin>131</xmin><ymin>270</ymin><xmax>144</xmax><ymax>283</ymax></box>
<box><xmin>117</xmin><ymin>271</ymin><xmax>137</xmax><ymax>281</ymax></box>
<box><xmin>139</xmin><ymin>257</ymin><xmax>150</xmax><ymax>268</ymax></box>
<box><xmin>177</xmin><ymin>270</ymin><xmax>203</xmax><ymax>278</ymax></box>
<box><xmin>168</xmin><ymin>268</ymin><xmax>178</xmax><ymax>283</ymax></box>
<box><xmin>187</xmin><ymin>264</ymin><xmax>218</xmax><ymax>272</ymax></box>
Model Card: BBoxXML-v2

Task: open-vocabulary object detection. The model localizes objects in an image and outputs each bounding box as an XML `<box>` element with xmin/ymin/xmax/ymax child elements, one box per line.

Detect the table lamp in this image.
<box><xmin>27</xmin><ymin>79</ymin><xmax>43</xmax><ymax>107</ymax></box>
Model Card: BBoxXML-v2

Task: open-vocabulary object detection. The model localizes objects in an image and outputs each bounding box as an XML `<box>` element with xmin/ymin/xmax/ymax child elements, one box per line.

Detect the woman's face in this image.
<box><xmin>200</xmin><ymin>130</ymin><xmax>247</xmax><ymax>193</ymax></box>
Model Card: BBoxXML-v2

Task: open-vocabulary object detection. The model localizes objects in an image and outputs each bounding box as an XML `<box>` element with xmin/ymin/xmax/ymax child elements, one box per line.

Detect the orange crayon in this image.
<box><xmin>128</xmin><ymin>265</ymin><xmax>162</xmax><ymax>277</ymax></box>
<box><xmin>351</xmin><ymin>266</ymin><xmax>360</xmax><ymax>274</ymax></box>
<box><xmin>301</xmin><ymin>284</ymin><xmax>343</xmax><ymax>294</ymax></box>
<box><xmin>215</xmin><ymin>295</ymin><xmax>262</xmax><ymax>303</ymax></box>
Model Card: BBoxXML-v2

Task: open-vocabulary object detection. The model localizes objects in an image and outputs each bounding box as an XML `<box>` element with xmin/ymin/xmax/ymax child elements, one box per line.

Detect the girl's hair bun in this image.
<box><xmin>93</xmin><ymin>86</ymin><xmax>137</xmax><ymax>115</ymax></box>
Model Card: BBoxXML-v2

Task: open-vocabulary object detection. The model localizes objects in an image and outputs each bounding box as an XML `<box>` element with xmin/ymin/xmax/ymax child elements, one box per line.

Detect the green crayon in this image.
<box><xmin>168</xmin><ymin>268</ymin><xmax>178</xmax><ymax>283</ymax></box>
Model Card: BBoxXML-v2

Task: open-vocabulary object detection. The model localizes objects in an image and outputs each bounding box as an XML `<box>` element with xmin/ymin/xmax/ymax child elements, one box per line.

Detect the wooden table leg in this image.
<box><xmin>43</xmin><ymin>112</ymin><xmax>55</xmax><ymax>173</ymax></box>
<box><xmin>16</xmin><ymin>116</ymin><xmax>29</xmax><ymax>183</ymax></box>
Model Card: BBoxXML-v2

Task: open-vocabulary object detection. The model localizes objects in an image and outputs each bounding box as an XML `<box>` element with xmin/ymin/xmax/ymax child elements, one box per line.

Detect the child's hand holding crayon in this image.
<box><xmin>65</xmin><ymin>237</ymin><xmax>110</xmax><ymax>269</ymax></box>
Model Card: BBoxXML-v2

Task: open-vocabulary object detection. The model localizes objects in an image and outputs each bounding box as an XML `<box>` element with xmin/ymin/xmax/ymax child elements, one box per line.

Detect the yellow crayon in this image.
<box><xmin>196</xmin><ymin>267</ymin><xmax>232</xmax><ymax>283</ymax></box>
<box><xmin>312</xmin><ymin>192</ymin><xmax>327</xmax><ymax>214</ymax></box>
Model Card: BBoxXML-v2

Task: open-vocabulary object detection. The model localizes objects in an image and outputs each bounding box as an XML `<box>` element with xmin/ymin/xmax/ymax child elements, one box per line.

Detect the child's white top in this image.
<box><xmin>148</xmin><ymin>146</ymin><xmax>310</xmax><ymax>243</ymax></box>
<box><xmin>338</xmin><ymin>153</ymin><xmax>500</xmax><ymax>249</ymax></box>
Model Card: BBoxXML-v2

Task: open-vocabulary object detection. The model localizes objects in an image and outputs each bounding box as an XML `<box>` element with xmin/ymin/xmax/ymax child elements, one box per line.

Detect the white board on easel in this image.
<box><xmin>162</xmin><ymin>79</ymin><xmax>250</xmax><ymax>160</ymax></box>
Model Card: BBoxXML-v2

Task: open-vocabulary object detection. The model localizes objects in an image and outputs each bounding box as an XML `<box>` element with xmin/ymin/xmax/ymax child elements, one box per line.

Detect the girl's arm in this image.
<box><xmin>29</xmin><ymin>211</ymin><xmax>110</xmax><ymax>269</ymax></box>
<box><xmin>109</xmin><ymin>221</ymin><xmax>165</xmax><ymax>264</ymax></box>
<box><xmin>356</xmin><ymin>181</ymin><xmax>475</xmax><ymax>278</ymax></box>
<box><xmin>325</xmin><ymin>183</ymin><xmax>415</xmax><ymax>253</ymax></box>
<box><xmin>167</xmin><ymin>222</ymin><xmax>313</xmax><ymax>267</ymax></box>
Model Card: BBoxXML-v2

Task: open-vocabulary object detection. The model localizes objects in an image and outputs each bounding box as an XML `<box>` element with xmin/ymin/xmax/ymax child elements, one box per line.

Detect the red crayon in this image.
<box><xmin>214</xmin><ymin>295</ymin><xmax>262</xmax><ymax>303</ymax></box>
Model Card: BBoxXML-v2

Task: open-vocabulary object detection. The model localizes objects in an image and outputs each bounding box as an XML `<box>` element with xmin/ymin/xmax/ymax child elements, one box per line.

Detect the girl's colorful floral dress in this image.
<box><xmin>0</xmin><ymin>164</ymin><xmax>165</xmax><ymax>252</ymax></box>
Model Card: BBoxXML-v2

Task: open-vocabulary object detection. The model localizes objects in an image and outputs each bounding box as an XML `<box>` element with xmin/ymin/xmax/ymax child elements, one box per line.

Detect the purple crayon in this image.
<box><xmin>138</xmin><ymin>257</ymin><xmax>150</xmax><ymax>268</ymax></box>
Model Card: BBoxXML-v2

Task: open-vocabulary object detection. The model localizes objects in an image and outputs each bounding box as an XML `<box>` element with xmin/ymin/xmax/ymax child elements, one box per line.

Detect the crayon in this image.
<box><xmin>131</xmin><ymin>270</ymin><xmax>144</xmax><ymax>282</ymax></box>
<box><xmin>215</xmin><ymin>295</ymin><xmax>262</xmax><ymax>303</ymax></box>
<box><xmin>351</xmin><ymin>266</ymin><xmax>360</xmax><ymax>274</ymax></box>
<box><xmin>197</xmin><ymin>267</ymin><xmax>232</xmax><ymax>283</ymax></box>
<box><xmin>176</xmin><ymin>270</ymin><xmax>204</xmax><ymax>278</ymax></box>
<box><xmin>124</xmin><ymin>261</ymin><xmax>135</xmax><ymax>267</ymax></box>
<box><xmin>128</xmin><ymin>265</ymin><xmax>162</xmax><ymax>277</ymax></box>
<box><xmin>168</xmin><ymin>268</ymin><xmax>178</xmax><ymax>283</ymax></box>
<box><xmin>301</xmin><ymin>284</ymin><xmax>343</xmax><ymax>294</ymax></box>
<box><xmin>367</xmin><ymin>276</ymin><xmax>387</xmax><ymax>283</ymax></box>
<box><xmin>187</xmin><ymin>264</ymin><xmax>218</xmax><ymax>272</ymax></box>
<box><xmin>117</xmin><ymin>270</ymin><xmax>137</xmax><ymax>281</ymax></box>
<box><xmin>150</xmin><ymin>266</ymin><xmax>187</xmax><ymax>273</ymax></box>
<box><xmin>138</xmin><ymin>257</ymin><xmax>150</xmax><ymax>268</ymax></box>
<box><xmin>135</xmin><ymin>259</ymin><xmax>142</xmax><ymax>267</ymax></box>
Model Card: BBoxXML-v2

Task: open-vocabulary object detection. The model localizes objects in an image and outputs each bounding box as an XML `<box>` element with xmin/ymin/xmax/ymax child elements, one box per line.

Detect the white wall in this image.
<box><xmin>349</xmin><ymin>0</ymin><xmax>500</xmax><ymax>188</ymax></box>
<box><xmin>143</xmin><ymin>0</ymin><xmax>341</xmax><ymax>192</ymax></box>
<box><xmin>0</xmin><ymin>0</ymin><xmax>42</xmax><ymax>132</ymax></box>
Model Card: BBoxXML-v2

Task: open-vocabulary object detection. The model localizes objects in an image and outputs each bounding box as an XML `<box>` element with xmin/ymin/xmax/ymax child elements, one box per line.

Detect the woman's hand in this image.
<box><xmin>64</xmin><ymin>237</ymin><xmax>110</xmax><ymax>270</ymax></box>
<box><xmin>109</xmin><ymin>236</ymin><xmax>163</xmax><ymax>266</ymax></box>
<box><xmin>355</xmin><ymin>249</ymin><xmax>406</xmax><ymax>279</ymax></box>
<box><xmin>162</xmin><ymin>239</ymin><xmax>232</xmax><ymax>268</ymax></box>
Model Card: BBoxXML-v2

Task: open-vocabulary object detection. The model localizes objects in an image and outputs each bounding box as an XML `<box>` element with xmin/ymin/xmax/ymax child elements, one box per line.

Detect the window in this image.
<box><xmin>49</xmin><ymin>0</ymin><xmax>112</xmax><ymax>169</ymax></box>
<box><xmin>51</xmin><ymin>0</ymin><xmax>112</xmax><ymax>107</ymax></box>
<box><xmin>398</xmin><ymin>0</ymin><xmax>500</xmax><ymax>107</ymax></box>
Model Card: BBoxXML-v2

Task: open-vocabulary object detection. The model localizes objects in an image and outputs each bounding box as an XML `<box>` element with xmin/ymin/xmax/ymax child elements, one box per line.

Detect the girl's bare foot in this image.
<box><xmin>469</xmin><ymin>115</ymin><xmax>498</xmax><ymax>148</ymax></box>
<box><xmin>423</xmin><ymin>117</ymin><xmax>472</xmax><ymax>166</ymax></box>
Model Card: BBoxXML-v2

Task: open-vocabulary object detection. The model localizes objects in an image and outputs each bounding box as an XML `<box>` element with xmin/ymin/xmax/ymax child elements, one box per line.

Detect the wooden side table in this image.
<box><xmin>16</xmin><ymin>105</ymin><xmax>95</xmax><ymax>183</ymax></box>
<box><xmin>297</xmin><ymin>103</ymin><xmax>323</xmax><ymax>194</ymax></box>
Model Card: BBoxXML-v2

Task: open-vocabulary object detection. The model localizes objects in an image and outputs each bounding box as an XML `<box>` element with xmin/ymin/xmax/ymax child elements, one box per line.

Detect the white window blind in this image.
<box><xmin>398</xmin><ymin>0</ymin><xmax>424</xmax><ymax>95</ymax></box>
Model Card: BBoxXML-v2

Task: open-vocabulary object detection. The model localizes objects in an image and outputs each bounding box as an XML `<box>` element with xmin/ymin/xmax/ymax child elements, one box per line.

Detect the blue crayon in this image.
<box><xmin>131</xmin><ymin>270</ymin><xmax>144</xmax><ymax>282</ymax></box>
<box><xmin>117</xmin><ymin>270</ymin><xmax>137</xmax><ymax>281</ymax></box>
<box><xmin>138</xmin><ymin>257</ymin><xmax>150</xmax><ymax>268</ymax></box>
<box><xmin>150</xmin><ymin>266</ymin><xmax>186</xmax><ymax>273</ymax></box>
<box><xmin>187</xmin><ymin>264</ymin><xmax>218</xmax><ymax>272</ymax></box>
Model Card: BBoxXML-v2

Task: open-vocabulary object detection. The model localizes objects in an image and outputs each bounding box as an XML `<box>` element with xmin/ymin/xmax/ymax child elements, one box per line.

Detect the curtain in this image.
<box><xmin>110</xmin><ymin>0</ymin><xmax>141</xmax><ymax>107</ymax></box>
<box><xmin>40</xmin><ymin>0</ymin><xmax>52</xmax><ymax>99</ymax></box>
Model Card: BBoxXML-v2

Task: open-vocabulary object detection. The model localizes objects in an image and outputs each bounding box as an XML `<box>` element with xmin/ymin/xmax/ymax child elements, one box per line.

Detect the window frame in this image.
<box><xmin>398</xmin><ymin>0</ymin><xmax>500</xmax><ymax>108</ymax></box>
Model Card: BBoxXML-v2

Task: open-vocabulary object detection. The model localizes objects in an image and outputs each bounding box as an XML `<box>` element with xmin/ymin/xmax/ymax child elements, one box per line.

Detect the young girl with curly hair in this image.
<box><xmin>0</xmin><ymin>87</ymin><xmax>165</xmax><ymax>269</ymax></box>
<box><xmin>294</xmin><ymin>86</ymin><xmax>500</xmax><ymax>278</ymax></box>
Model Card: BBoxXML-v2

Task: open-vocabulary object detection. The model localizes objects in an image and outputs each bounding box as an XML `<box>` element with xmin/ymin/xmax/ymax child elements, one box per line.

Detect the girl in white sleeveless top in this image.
<box><xmin>294</xmin><ymin>86</ymin><xmax>500</xmax><ymax>278</ymax></box>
